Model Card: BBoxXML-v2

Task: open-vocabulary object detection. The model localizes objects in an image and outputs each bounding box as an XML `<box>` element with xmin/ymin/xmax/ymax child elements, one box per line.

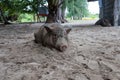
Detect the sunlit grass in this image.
<box><xmin>18</xmin><ymin>14</ymin><xmax>33</xmax><ymax>22</ymax></box>
<box><xmin>18</xmin><ymin>13</ymin><xmax>47</xmax><ymax>22</ymax></box>
<box><xmin>17</xmin><ymin>13</ymin><xmax>99</xmax><ymax>23</ymax></box>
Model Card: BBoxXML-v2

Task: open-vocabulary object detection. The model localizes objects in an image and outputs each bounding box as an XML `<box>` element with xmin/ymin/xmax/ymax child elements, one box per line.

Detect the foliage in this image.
<box><xmin>66</xmin><ymin>0</ymin><xmax>89</xmax><ymax>20</ymax></box>
<box><xmin>18</xmin><ymin>13</ymin><xmax>33</xmax><ymax>22</ymax></box>
<box><xmin>88</xmin><ymin>13</ymin><xmax>99</xmax><ymax>19</ymax></box>
<box><xmin>0</xmin><ymin>0</ymin><xmax>47</xmax><ymax>22</ymax></box>
<box><xmin>0</xmin><ymin>0</ymin><xmax>89</xmax><ymax>22</ymax></box>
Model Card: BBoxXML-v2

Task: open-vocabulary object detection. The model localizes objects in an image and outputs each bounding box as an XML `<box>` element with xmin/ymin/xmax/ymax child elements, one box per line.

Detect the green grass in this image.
<box><xmin>18</xmin><ymin>13</ymin><xmax>47</xmax><ymax>22</ymax></box>
<box><xmin>17</xmin><ymin>13</ymin><xmax>99</xmax><ymax>22</ymax></box>
<box><xmin>18</xmin><ymin>14</ymin><xmax>34</xmax><ymax>22</ymax></box>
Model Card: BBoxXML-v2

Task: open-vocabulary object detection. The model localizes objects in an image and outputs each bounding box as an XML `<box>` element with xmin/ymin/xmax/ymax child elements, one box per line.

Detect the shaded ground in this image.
<box><xmin>0</xmin><ymin>21</ymin><xmax>120</xmax><ymax>80</ymax></box>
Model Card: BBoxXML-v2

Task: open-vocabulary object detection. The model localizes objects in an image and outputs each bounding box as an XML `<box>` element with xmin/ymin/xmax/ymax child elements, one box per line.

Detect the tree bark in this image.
<box><xmin>61</xmin><ymin>6</ymin><xmax>68</xmax><ymax>23</ymax></box>
<box><xmin>46</xmin><ymin>0</ymin><xmax>67</xmax><ymax>23</ymax></box>
<box><xmin>0</xmin><ymin>8</ymin><xmax>10</xmax><ymax>24</ymax></box>
<box><xmin>46</xmin><ymin>0</ymin><xmax>58</xmax><ymax>23</ymax></box>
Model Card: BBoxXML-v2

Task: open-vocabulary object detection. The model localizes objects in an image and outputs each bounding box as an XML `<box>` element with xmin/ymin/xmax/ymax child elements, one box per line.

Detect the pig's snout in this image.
<box><xmin>59</xmin><ymin>45</ymin><xmax>67</xmax><ymax>52</ymax></box>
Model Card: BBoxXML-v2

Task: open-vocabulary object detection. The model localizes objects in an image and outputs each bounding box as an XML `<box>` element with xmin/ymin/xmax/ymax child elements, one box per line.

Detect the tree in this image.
<box><xmin>67</xmin><ymin>0</ymin><xmax>88</xmax><ymax>20</ymax></box>
<box><xmin>60</xmin><ymin>0</ymin><xmax>69</xmax><ymax>22</ymax></box>
<box><xmin>0</xmin><ymin>8</ymin><xmax>10</xmax><ymax>24</ymax></box>
<box><xmin>0</xmin><ymin>0</ymin><xmax>48</xmax><ymax>23</ymax></box>
<box><xmin>46</xmin><ymin>0</ymin><xmax>62</xmax><ymax>23</ymax></box>
<box><xmin>0</xmin><ymin>0</ymin><xmax>25</xmax><ymax>23</ymax></box>
<box><xmin>46</xmin><ymin>0</ymin><xmax>89</xmax><ymax>23</ymax></box>
<box><xmin>0</xmin><ymin>0</ymin><xmax>89</xmax><ymax>23</ymax></box>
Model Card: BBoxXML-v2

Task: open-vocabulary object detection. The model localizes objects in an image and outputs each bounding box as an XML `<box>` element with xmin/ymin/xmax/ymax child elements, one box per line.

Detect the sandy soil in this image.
<box><xmin>0</xmin><ymin>22</ymin><xmax>120</xmax><ymax>80</ymax></box>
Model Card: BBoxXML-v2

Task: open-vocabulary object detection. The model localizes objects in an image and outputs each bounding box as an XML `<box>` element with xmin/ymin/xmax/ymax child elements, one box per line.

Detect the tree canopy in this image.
<box><xmin>67</xmin><ymin>0</ymin><xmax>88</xmax><ymax>19</ymax></box>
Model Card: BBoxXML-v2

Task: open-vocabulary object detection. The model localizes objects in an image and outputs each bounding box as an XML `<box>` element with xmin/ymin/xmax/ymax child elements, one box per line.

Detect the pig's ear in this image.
<box><xmin>44</xmin><ymin>26</ymin><xmax>53</xmax><ymax>33</ymax></box>
<box><xmin>66</xmin><ymin>28</ymin><xmax>71</xmax><ymax>34</ymax></box>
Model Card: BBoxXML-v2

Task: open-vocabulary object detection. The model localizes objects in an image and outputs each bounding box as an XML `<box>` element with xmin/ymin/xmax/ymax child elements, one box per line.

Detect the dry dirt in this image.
<box><xmin>0</xmin><ymin>22</ymin><xmax>120</xmax><ymax>80</ymax></box>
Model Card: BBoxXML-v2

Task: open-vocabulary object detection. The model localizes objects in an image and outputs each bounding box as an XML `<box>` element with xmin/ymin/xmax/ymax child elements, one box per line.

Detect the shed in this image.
<box><xmin>37</xmin><ymin>6</ymin><xmax>48</xmax><ymax>22</ymax></box>
<box><xmin>38</xmin><ymin>7</ymin><xmax>48</xmax><ymax>16</ymax></box>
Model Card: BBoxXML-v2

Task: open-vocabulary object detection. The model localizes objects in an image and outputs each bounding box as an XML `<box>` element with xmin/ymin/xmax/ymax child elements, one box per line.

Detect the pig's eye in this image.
<box><xmin>52</xmin><ymin>34</ymin><xmax>58</xmax><ymax>42</ymax></box>
<box><xmin>53</xmin><ymin>34</ymin><xmax>57</xmax><ymax>38</ymax></box>
<box><xmin>52</xmin><ymin>34</ymin><xmax>58</xmax><ymax>40</ymax></box>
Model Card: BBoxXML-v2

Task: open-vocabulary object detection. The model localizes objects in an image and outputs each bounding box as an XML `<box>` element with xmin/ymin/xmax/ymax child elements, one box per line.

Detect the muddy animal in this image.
<box><xmin>34</xmin><ymin>23</ymin><xmax>71</xmax><ymax>52</ymax></box>
<box><xmin>95</xmin><ymin>18</ymin><xmax>112</xmax><ymax>27</ymax></box>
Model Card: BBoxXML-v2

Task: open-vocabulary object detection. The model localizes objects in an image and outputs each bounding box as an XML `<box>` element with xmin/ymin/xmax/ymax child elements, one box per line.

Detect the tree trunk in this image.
<box><xmin>46</xmin><ymin>0</ymin><xmax>67</xmax><ymax>23</ymax></box>
<box><xmin>0</xmin><ymin>8</ymin><xmax>10</xmax><ymax>24</ymax></box>
<box><xmin>46</xmin><ymin>0</ymin><xmax>59</xmax><ymax>23</ymax></box>
<box><xmin>61</xmin><ymin>7</ymin><xmax>68</xmax><ymax>23</ymax></box>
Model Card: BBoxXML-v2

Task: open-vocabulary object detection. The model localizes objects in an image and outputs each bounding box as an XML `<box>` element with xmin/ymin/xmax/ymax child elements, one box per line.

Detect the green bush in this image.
<box><xmin>18</xmin><ymin>14</ymin><xmax>33</xmax><ymax>22</ymax></box>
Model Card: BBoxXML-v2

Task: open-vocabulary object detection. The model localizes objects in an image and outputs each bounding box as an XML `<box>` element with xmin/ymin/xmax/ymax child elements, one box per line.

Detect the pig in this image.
<box><xmin>34</xmin><ymin>23</ymin><xmax>71</xmax><ymax>52</ymax></box>
<box><xmin>95</xmin><ymin>18</ymin><xmax>112</xmax><ymax>27</ymax></box>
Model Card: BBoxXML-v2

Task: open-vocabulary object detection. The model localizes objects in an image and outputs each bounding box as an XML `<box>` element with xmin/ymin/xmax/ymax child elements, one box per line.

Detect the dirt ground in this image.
<box><xmin>0</xmin><ymin>22</ymin><xmax>120</xmax><ymax>80</ymax></box>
